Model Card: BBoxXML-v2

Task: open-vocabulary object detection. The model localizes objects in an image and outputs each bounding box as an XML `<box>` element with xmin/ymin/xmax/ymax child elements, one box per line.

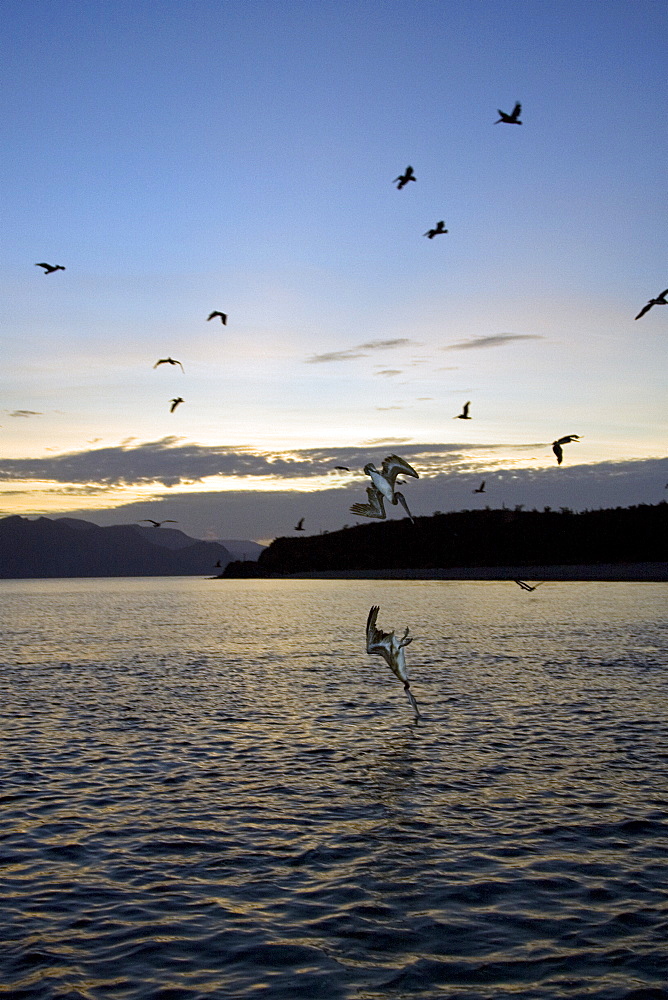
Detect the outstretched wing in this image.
<box><xmin>555</xmin><ymin>434</ymin><xmax>580</xmax><ymax>445</ymax></box>
<box><xmin>552</xmin><ymin>441</ymin><xmax>563</xmax><ymax>464</ymax></box>
<box><xmin>512</xmin><ymin>102</ymin><xmax>521</xmax><ymax>117</ymax></box>
<box><xmin>380</xmin><ymin>454</ymin><xmax>419</xmax><ymax>487</ymax></box>
<box><xmin>366</xmin><ymin>605</ymin><xmax>394</xmax><ymax>660</ymax></box>
<box><xmin>350</xmin><ymin>485</ymin><xmax>386</xmax><ymax>519</ymax></box>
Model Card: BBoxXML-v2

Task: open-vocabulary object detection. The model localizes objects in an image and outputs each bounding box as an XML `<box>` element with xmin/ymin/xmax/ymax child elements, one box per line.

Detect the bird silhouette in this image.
<box><xmin>295</xmin><ymin>518</ymin><xmax>305</xmax><ymax>531</ymax></box>
<box><xmin>351</xmin><ymin>454</ymin><xmax>418</xmax><ymax>523</ymax></box>
<box><xmin>207</xmin><ymin>311</ymin><xmax>227</xmax><ymax>324</ymax></box>
<box><xmin>154</xmin><ymin>357</ymin><xmax>184</xmax><ymax>371</ymax></box>
<box><xmin>35</xmin><ymin>262</ymin><xmax>65</xmax><ymax>274</ymax></box>
<box><xmin>514</xmin><ymin>579</ymin><xmax>544</xmax><ymax>592</ymax></box>
<box><xmin>473</xmin><ymin>480</ymin><xmax>486</xmax><ymax>493</ymax></box>
<box><xmin>424</xmin><ymin>221</ymin><xmax>448</xmax><ymax>238</ymax></box>
<box><xmin>495</xmin><ymin>102</ymin><xmax>522</xmax><ymax>124</ymax></box>
<box><xmin>366</xmin><ymin>605</ymin><xmax>421</xmax><ymax>719</ymax></box>
<box><xmin>140</xmin><ymin>519</ymin><xmax>178</xmax><ymax>528</ymax></box>
<box><xmin>334</xmin><ymin>465</ymin><xmax>350</xmax><ymax>471</ymax></box>
<box><xmin>635</xmin><ymin>288</ymin><xmax>668</xmax><ymax>320</ymax></box>
<box><xmin>170</xmin><ymin>397</ymin><xmax>184</xmax><ymax>412</ymax></box>
<box><xmin>552</xmin><ymin>434</ymin><xmax>581</xmax><ymax>465</ymax></box>
<box><xmin>454</xmin><ymin>401</ymin><xmax>471</xmax><ymax>420</ymax></box>
<box><xmin>393</xmin><ymin>166</ymin><xmax>416</xmax><ymax>189</ymax></box>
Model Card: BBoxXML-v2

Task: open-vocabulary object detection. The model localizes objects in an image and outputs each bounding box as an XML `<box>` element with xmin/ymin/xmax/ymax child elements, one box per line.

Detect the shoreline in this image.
<box><xmin>274</xmin><ymin>562</ymin><xmax>668</xmax><ymax>582</ymax></box>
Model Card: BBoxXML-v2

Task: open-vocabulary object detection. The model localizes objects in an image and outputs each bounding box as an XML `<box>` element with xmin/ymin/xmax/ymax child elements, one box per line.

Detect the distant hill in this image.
<box><xmin>222</xmin><ymin>503</ymin><xmax>668</xmax><ymax>577</ymax></box>
<box><xmin>0</xmin><ymin>516</ymin><xmax>233</xmax><ymax>578</ymax></box>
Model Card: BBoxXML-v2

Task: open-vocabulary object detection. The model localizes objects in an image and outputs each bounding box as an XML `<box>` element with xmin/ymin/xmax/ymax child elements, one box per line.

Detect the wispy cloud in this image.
<box><xmin>307</xmin><ymin>338</ymin><xmax>416</xmax><ymax>363</ymax></box>
<box><xmin>375</xmin><ymin>369</ymin><xmax>402</xmax><ymax>377</ymax></box>
<box><xmin>8</xmin><ymin>410</ymin><xmax>42</xmax><ymax>418</ymax></box>
<box><xmin>443</xmin><ymin>334</ymin><xmax>544</xmax><ymax>351</ymax></box>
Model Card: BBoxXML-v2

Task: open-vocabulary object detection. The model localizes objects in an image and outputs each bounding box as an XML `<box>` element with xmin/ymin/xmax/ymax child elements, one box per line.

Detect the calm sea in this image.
<box><xmin>1</xmin><ymin>578</ymin><xmax>667</xmax><ymax>1000</ymax></box>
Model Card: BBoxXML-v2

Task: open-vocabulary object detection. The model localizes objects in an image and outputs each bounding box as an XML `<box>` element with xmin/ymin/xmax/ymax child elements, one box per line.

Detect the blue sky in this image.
<box><xmin>1</xmin><ymin>0</ymin><xmax>666</xmax><ymax>542</ymax></box>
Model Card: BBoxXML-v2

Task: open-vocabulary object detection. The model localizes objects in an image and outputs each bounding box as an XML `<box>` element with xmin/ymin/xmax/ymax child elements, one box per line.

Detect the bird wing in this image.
<box><xmin>512</xmin><ymin>102</ymin><xmax>521</xmax><ymax>117</ymax></box>
<box><xmin>35</xmin><ymin>262</ymin><xmax>51</xmax><ymax>268</ymax></box>
<box><xmin>366</xmin><ymin>605</ymin><xmax>394</xmax><ymax>662</ymax></box>
<box><xmin>658</xmin><ymin>289</ymin><xmax>668</xmax><ymax>299</ymax></box>
<box><xmin>552</xmin><ymin>441</ymin><xmax>563</xmax><ymax>463</ymax></box>
<box><xmin>555</xmin><ymin>434</ymin><xmax>580</xmax><ymax>445</ymax></box>
<box><xmin>635</xmin><ymin>303</ymin><xmax>652</xmax><ymax>320</ymax></box>
<box><xmin>380</xmin><ymin>454</ymin><xmax>419</xmax><ymax>486</ymax></box>
<box><xmin>463</xmin><ymin>401</ymin><xmax>470</xmax><ymax>417</ymax></box>
<box><xmin>350</xmin><ymin>486</ymin><xmax>386</xmax><ymax>519</ymax></box>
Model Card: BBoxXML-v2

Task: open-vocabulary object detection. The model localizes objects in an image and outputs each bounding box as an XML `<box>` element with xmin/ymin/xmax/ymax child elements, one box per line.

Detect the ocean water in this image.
<box><xmin>1</xmin><ymin>577</ymin><xmax>667</xmax><ymax>1000</ymax></box>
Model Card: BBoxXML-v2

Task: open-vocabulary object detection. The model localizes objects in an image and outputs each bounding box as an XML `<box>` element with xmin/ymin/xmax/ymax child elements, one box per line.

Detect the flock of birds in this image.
<box><xmin>32</xmin><ymin>101</ymin><xmax>665</xmax><ymax>723</ymax></box>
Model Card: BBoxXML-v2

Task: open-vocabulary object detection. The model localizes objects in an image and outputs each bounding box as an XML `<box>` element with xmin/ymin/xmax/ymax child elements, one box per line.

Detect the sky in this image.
<box><xmin>1</xmin><ymin>0</ymin><xmax>666</xmax><ymax>543</ymax></box>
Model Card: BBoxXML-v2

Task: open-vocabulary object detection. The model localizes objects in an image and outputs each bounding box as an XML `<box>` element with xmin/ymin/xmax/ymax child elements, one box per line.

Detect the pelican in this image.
<box><xmin>207</xmin><ymin>311</ymin><xmax>227</xmax><ymax>324</ymax></box>
<box><xmin>514</xmin><ymin>579</ymin><xmax>544</xmax><ymax>592</ymax></box>
<box><xmin>393</xmin><ymin>166</ymin><xmax>416</xmax><ymax>189</ymax></box>
<box><xmin>366</xmin><ymin>605</ymin><xmax>420</xmax><ymax>719</ymax></box>
<box><xmin>295</xmin><ymin>517</ymin><xmax>305</xmax><ymax>531</ymax></box>
<box><xmin>495</xmin><ymin>102</ymin><xmax>522</xmax><ymax>124</ymax></box>
<box><xmin>170</xmin><ymin>397</ymin><xmax>184</xmax><ymax>412</ymax></box>
<box><xmin>424</xmin><ymin>220</ymin><xmax>448</xmax><ymax>238</ymax></box>
<box><xmin>140</xmin><ymin>519</ymin><xmax>178</xmax><ymax>528</ymax></box>
<box><xmin>35</xmin><ymin>262</ymin><xmax>65</xmax><ymax>274</ymax></box>
<box><xmin>454</xmin><ymin>401</ymin><xmax>471</xmax><ymax>420</ymax></box>
<box><xmin>552</xmin><ymin>434</ymin><xmax>581</xmax><ymax>465</ymax></box>
<box><xmin>352</xmin><ymin>454</ymin><xmax>418</xmax><ymax>522</ymax></box>
<box><xmin>473</xmin><ymin>480</ymin><xmax>486</xmax><ymax>493</ymax></box>
<box><xmin>154</xmin><ymin>357</ymin><xmax>184</xmax><ymax>372</ymax></box>
<box><xmin>635</xmin><ymin>288</ymin><xmax>668</xmax><ymax>320</ymax></box>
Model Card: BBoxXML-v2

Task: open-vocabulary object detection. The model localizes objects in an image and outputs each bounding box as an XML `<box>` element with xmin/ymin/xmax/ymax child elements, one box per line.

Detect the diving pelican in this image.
<box><xmin>366</xmin><ymin>605</ymin><xmax>421</xmax><ymax>719</ymax></box>
<box><xmin>424</xmin><ymin>220</ymin><xmax>448</xmax><ymax>239</ymax></box>
<box><xmin>35</xmin><ymin>262</ymin><xmax>65</xmax><ymax>274</ymax></box>
<box><xmin>170</xmin><ymin>397</ymin><xmax>184</xmax><ymax>412</ymax></box>
<box><xmin>140</xmin><ymin>519</ymin><xmax>178</xmax><ymax>528</ymax></box>
<box><xmin>352</xmin><ymin>454</ymin><xmax>419</xmax><ymax>522</ymax></box>
<box><xmin>635</xmin><ymin>288</ymin><xmax>668</xmax><ymax>320</ymax></box>
<box><xmin>207</xmin><ymin>311</ymin><xmax>227</xmax><ymax>324</ymax></box>
<box><xmin>393</xmin><ymin>166</ymin><xmax>416</xmax><ymax>189</ymax></box>
<box><xmin>552</xmin><ymin>434</ymin><xmax>580</xmax><ymax>465</ymax></box>
<box><xmin>495</xmin><ymin>102</ymin><xmax>522</xmax><ymax>124</ymax></box>
<box><xmin>154</xmin><ymin>357</ymin><xmax>184</xmax><ymax>372</ymax></box>
<box><xmin>454</xmin><ymin>401</ymin><xmax>471</xmax><ymax>420</ymax></box>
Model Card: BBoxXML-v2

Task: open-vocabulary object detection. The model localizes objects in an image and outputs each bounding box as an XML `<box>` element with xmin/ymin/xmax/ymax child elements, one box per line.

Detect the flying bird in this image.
<box><xmin>514</xmin><ymin>579</ymin><xmax>544</xmax><ymax>592</ymax></box>
<box><xmin>140</xmin><ymin>519</ymin><xmax>178</xmax><ymax>528</ymax></box>
<box><xmin>351</xmin><ymin>454</ymin><xmax>419</xmax><ymax>523</ymax></box>
<box><xmin>454</xmin><ymin>401</ymin><xmax>471</xmax><ymax>420</ymax></box>
<box><xmin>35</xmin><ymin>262</ymin><xmax>65</xmax><ymax>274</ymax></box>
<box><xmin>334</xmin><ymin>465</ymin><xmax>350</xmax><ymax>471</ymax></box>
<box><xmin>154</xmin><ymin>357</ymin><xmax>184</xmax><ymax>371</ymax></box>
<box><xmin>170</xmin><ymin>397</ymin><xmax>184</xmax><ymax>412</ymax></box>
<box><xmin>295</xmin><ymin>518</ymin><xmax>305</xmax><ymax>531</ymax></box>
<box><xmin>207</xmin><ymin>311</ymin><xmax>228</xmax><ymax>324</ymax></box>
<box><xmin>393</xmin><ymin>165</ymin><xmax>416</xmax><ymax>189</ymax></box>
<box><xmin>366</xmin><ymin>605</ymin><xmax>421</xmax><ymax>720</ymax></box>
<box><xmin>635</xmin><ymin>288</ymin><xmax>668</xmax><ymax>320</ymax></box>
<box><xmin>473</xmin><ymin>480</ymin><xmax>486</xmax><ymax>493</ymax></box>
<box><xmin>495</xmin><ymin>102</ymin><xmax>522</xmax><ymax>124</ymax></box>
<box><xmin>424</xmin><ymin>221</ymin><xmax>448</xmax><ymax>239</ymax></box>
<box><xmin>552</xmin><ymin>434</ymin><xmax>581</xmax><ymax>465</ymax></box>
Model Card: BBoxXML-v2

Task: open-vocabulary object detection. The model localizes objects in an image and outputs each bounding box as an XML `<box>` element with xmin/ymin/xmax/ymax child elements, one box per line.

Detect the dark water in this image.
<box><xmin>1</xmin><ymin>578</ymin><xmax>667</xmax><ymax>1000</ymax></box>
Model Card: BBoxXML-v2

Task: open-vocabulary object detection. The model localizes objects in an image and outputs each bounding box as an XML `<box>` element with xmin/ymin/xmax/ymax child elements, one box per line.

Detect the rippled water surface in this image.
<box><xmin>1</xmin><ymin>577</ymin><xmax>667</xmax><ymax>1000</ymax></box>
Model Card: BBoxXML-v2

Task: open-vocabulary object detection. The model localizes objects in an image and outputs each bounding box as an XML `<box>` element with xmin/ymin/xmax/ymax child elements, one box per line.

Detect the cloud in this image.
<box><xmin>8</xmin><ymin>409</ymin><xmax>42</xmax><ymax>418</ymax></box>
<box><xmin>443</xmin><ymin>334</ymin><xmax>544</xmax><ymax>351</ymax></box>
<box><xmin>307</xmin><ymin>338</ymin><xmax>415</xmax><ymax>363</ymax></box>
<box><xmin>375</xmin><ymin>369</ymin><xmax>402</xmax><ymax>377</ymax></box>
